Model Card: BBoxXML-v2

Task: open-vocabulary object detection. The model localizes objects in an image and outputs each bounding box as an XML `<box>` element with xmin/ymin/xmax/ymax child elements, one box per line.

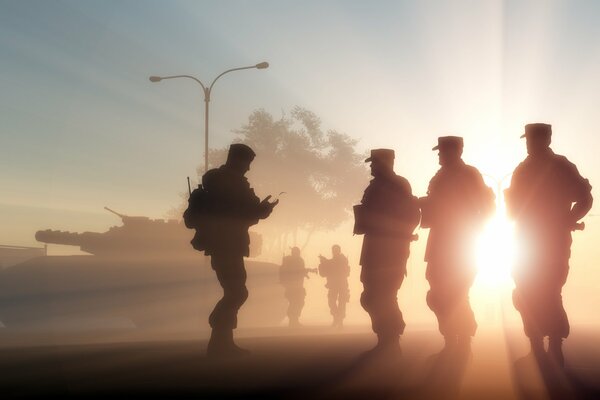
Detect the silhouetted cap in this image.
<box><xmin>227</xmin><ymin>143</ymin><xmax>256</xmax><ymax>162</ymax></box>
<box><xmin>432</xmin><ymin>136</ymin><xmax>464</xmax><ymax>151</ymax></box>
<box><xmin>520</xmin><ymin>123</ymin><xmax>552</xmax><ymax>139</ymax></box>
<box><xmin>365</xmin><ymin>149</ymin><xmax>395</xmax><ymax>164</ymax></box>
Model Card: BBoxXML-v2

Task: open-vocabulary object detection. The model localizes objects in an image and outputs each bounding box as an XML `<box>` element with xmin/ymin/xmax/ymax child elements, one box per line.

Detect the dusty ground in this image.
<box><xmin>1</xmin><ymin>326</ymin><xmax>600</xmax><ymax>399</ymax></box>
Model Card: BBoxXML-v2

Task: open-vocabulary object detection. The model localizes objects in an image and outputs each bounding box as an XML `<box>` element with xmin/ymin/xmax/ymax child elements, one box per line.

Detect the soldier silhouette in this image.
<box><xmin>354</xmin><ymin>149</ymin><xmax>420</xmax><ymax>353</ymax></box>
<box><xmin>505</xmin><ymin>123</ymin><xmax>592</xmax><ymax>366</ymax></box>
<box><xmin>279</xmin><ymin>246</ymin><xmax>317</xmax><ymax>327</ymax></box>
<box><xmin>420</xmin><ymin>136</ymin><xmax>495</xmax><ymax>353</ymax></box>
<box><xmin>184</xmin><ymin>143</ymin><xmax>278</xmax><ymax>357</ymax></box>
<box><xmin>318</xmin><ymin>244</ymin><xmax>351</xmax><ymax>328</ymax></box>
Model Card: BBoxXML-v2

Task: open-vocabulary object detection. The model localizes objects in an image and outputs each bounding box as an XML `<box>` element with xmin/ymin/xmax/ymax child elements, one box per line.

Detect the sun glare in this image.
<box><xmin>474</xmin><ymin>179</ymin><xmax>516</xmax><ymax>290</ymax></box>
<box><xmin>475</xmin><ymin>214</ymin><xmax>515</xmax><ymax>288</ymax></box>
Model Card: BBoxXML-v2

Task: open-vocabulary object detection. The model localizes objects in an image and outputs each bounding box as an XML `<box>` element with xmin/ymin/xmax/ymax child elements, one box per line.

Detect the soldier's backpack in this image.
<box><xmin>183</xmin><ymin>185</ymin><xmax>213</xmax><ymax>251</ymax></box>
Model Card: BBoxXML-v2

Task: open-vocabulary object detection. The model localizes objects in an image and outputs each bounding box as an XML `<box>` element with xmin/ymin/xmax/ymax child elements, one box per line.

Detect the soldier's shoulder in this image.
<box><xmin>427</xmin><ymin>168</ymin><xmax>444</xmax><ymax>187</ymax></box>
<box><xmin>462</xmin><ymin>163</ymin><xmax>484</xmax><ymax>177</ymax></box>
<box><xmin>552</xmin><ymin>153</ymin><xmax>577</xmax><ymax>169</ymax></box>
<box><xmin>553</xmin><ymin>153</ymin><xmax>590</xmax><ymax>185</ymax></box>
<box><xmin>512</xmin><ymin>158</ymin><xmax>530</xmax><ymax>173</ymax></box>
<box><xmin>202</xmin><ymin>166</ymin><xmax>226</xmax><ymax>185</ymax></box>
<box><xmin>392</xmin><ymin>174</ymin><xmax>412</xmax><ymax>193</ymax></box>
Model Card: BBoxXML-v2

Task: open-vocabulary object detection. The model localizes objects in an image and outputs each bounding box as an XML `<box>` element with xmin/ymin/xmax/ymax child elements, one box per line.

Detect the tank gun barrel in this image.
<box><xmin>104</xmin><ymin>206</ymin><xmax>127</xmax><ymax>219</ymax></box>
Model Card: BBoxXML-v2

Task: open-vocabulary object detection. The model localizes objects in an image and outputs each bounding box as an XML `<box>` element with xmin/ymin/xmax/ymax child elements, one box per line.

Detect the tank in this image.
<box><xmin>0</xmin><ymin>207</ymin><xmax>283</xmax><ymax>331</ymax></box>
<box><xmin>35</xmin><ymin>207</ymin><xmax>262</xmax><ymax>258</ymax></box>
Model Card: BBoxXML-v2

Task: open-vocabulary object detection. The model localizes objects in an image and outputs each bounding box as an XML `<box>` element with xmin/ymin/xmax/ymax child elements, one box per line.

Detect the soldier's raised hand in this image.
<box><xmin>261</xmin><ymin>195</ymin><xmax>280</xmax><ymax>209</ymax></box>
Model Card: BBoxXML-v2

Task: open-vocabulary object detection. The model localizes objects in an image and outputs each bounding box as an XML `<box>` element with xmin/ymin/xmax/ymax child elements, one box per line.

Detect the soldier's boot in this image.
<box><xmin>548</xmin><ymin>337</ymin><xmax>564</xmax><ymax>367</ymax></box>
<box><xmin>207</xmin><ymin>329</ymin><xmax>250</xmax><ymax>358</ymax></box>
<box><xmin>529</xmin><ymin>336</ymin><xmax>546</xmax><ymax>362</ymax></box>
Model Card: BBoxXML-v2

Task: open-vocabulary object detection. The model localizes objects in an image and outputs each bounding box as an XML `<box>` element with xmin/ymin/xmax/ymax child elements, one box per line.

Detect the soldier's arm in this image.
<box><xmin>566</xmin><ymin>161</ymin><xmax>593</xmax><ymax>223</ymax></box>
<box><xmin>236</xmin><ymin>183</ymin><xmax>274</xmax><ymax>222</ymax></box>
<box><xmin>391</xmin><ymin>176</ymin><xmax>421</xmax><ymax>233</ymax></box>
<box><xmin>504</xmin><ymin>165</ymin><xmax>524</xmax><ymax>220</ymax></box>
<box><xmin>571</xmin><ymin>193</ymin><xmax>593</xmax><ymax>224</ymax></box>
<box><xmin>318</xmin><ymin>256</ymin><xmax>328</xmax><ymax>277</ymax></box>
<box><xmin>419</xmin><ymin>174</ymin><xmax>439</xmax><ymax>228</ymax></box>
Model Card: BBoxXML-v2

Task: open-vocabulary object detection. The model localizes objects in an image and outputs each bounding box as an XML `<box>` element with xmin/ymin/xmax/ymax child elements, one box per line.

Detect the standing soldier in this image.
<box><xmin>184</xmin><ymin>143</ymin><xmax>278</xmax><ymax>357</ymax></box>
<box><xmin>279</xmin><ymin>247</ymin><xmax>317</xmax><ymax>327</ymax></box>
<box><xmin>354</xmin><ymin>149</ymin><xmax>420</xmax><ymax>352</ymax></box>
<box><xmin>420</xmin><ymin>136</ymin><xmax>495</xmax><ymax>352</ymax></box>
<box><xmin>505</xmin><ymin>123</ymin><xmax>592</xmax><ymax>366</ymax></box>
<box><xmin>318</xmin><ymin>244</ymin><xmax>351</xmax><ymax>328</ymax></box>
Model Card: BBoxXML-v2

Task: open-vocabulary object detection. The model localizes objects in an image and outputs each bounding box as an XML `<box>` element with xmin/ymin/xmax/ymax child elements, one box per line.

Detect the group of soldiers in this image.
<box><xmin>184</xmin><ymin>122</ymin><xmax>593</xmax><ymax>367</ymax></box>
<box><xmin>279</xmin><ymin>245</ymin><xmax>350</xmax><ymax>328</ymax></box>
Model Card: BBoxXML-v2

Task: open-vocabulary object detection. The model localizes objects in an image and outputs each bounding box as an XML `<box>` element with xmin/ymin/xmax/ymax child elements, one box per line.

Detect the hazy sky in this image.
<box><xmin>2</xmin><ymin>0</ymin><xmax>600</xmax><ymax>250</ymax></box>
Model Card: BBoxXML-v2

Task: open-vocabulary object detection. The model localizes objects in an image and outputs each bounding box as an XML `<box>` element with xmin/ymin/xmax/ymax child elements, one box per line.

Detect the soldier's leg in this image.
<box><xmin>547</xmin><ymin>269</ymin><xmax>570</xmax><ymax>367</ymax></box>
<box><xmin>513</xmin><ymin>281</ymin><xmax>545</xmax><ymax>357</ymax></box>
<box><xmin>360</xmin><ymin>273</ymin><xmax>379</xmax><ymax>334</ymax></box>
<box><xmin>547</xmin><ymin>265</ymin><xmax>570</xmax><ymax>339</ymax></box>
<box><xmin>287</xmin><ymin>287</ymin><xmax>305</xmax><ymax>326</ymax></box>
<box><xmin>208</xmin><ymin>255</ymin><xmax>248</xmax><ymax>330</ymax></box>
<box><xmin>207</xmin><ymin>254</ymin><xmax>249</xmax><ymax>356</ymax></box>
<box><xmin>361</xmin><ymin>267</ymin><xmax>405</xmax><ymax>346</ymax></box>
<box><xmin>338</xmin><ymin>285</ymin><xmax>350</xmax><ymax>320</ymax></box>
<box><xmin>426</xmin><ymin>263</ymin><xmax>451</xmax><ymax>339</ymax></box>
<box><xmin>284</xmin><ymin>287</ymin><xmax>293</xmax><ymax>320</ymax></box>
<box><xmin>328</xmin><ymin>287</ymin><xmax>342</xmax><ymax>327</ymax></box>
<box><xmin>298</xmin><ymin>287</ymin><xmax>306</xmax><ymax>322</ymax></box>
<box><xmin>452</xmin><ymin>269</ymin><xmax>477</xmax><ymax>339</ymax></box>
<box><xmin>328</xmin><ymin>288</ymin><xmax>338</xmax><ymax>317</ymax></box>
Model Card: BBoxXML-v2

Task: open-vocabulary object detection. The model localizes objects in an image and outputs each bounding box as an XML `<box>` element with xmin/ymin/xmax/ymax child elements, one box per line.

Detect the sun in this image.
<box><xmin>473</xmin><ymin>177</ymin><xmax>516</xmax><ymax>290</ymax></box>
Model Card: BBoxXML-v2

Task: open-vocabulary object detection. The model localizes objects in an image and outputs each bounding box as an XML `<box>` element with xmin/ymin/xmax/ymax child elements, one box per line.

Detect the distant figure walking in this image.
<box><xmin>420</xmin><ymin>136</ymin><xmax>495</xmax><ymax>353</ymax></box>
<box><xmin>354</xmin><ymin>149</ymin><xmax>420</xmax><ymax>352</ymax></box>
<box><xmin>279</xmin><ymin>247</ymin><xmax>317</xmax><ymax>327</ymax></box>
<box><xmin>184</xmin><ymin>143</ymin><xmax>278</xmax><ymax>357</ymax></box>
<box><xmin>505</xmin><ymin>123</ymin><xmax>592</xmax><ymax>366</ymax></box>
<box><xmin>318</xmin><ymin>244</ymin><xmax>350</xmax><ymax>328</ymax></box>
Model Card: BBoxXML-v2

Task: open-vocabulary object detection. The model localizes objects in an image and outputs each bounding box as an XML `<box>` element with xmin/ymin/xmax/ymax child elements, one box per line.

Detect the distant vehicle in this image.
<box><xmin>35</xmin><ymin>206</ymin><xmax>263</xmax><ymax>258</ymax></box>
<box><xmin>0</xmin><ymin>208</ymin><xmax>282</xmax><ymax>330</ymax></box>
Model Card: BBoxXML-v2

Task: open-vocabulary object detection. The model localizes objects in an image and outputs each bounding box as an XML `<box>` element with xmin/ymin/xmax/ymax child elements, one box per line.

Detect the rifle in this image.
<box><xmin>304</xmin><ymin>268</ymin><xmax>318</xmax><ymax>279</ymax></box>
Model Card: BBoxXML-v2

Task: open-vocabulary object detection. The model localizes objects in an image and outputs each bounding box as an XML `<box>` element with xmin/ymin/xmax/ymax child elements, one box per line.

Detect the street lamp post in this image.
<box><xmin>150</xmin><ymin>62</ymin><xmax>269</xmax><ymax>173</ymax></box>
